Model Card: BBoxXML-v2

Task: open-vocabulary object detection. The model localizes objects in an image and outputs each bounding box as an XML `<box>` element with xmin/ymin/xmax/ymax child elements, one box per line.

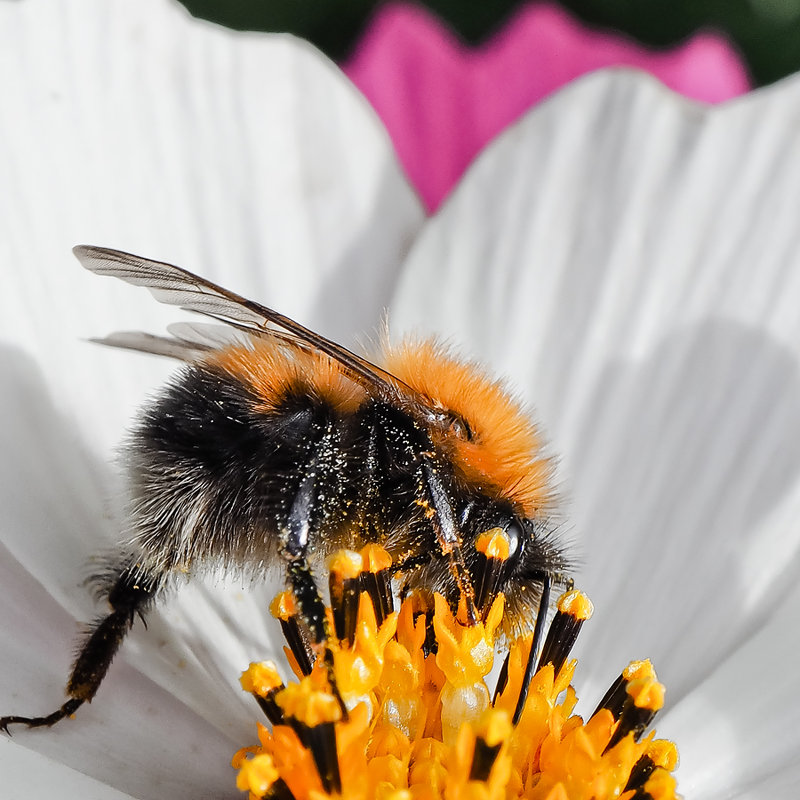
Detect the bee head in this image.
<box><xmin>381</xmin><ymin>337</ymin><xmax>568</xmax><ymax>629</ymax></box>
<box><xmin>460</xmin><ymin>499</ymin><xmax>570</xmax><ymax>633</ymax></box>
<box><xmin>382</xmin><ymin>338</ymin><xmax>556</xmax><ymax>520</ymax></box>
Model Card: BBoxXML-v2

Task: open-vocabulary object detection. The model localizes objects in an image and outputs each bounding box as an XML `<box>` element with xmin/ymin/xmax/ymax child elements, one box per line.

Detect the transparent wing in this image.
<box><xmin>167</xmin><ymin>320</ymin><xmax>315</xmax><ymax>357</ymax></box>
<box><xmin>166</xmin><ymin>321</ymin><xmax>248</xmax><ymax>351</ymax></box>
<box><xmin>90</xmin><ymin>321</ymin><xmax>255</xmax><ymax>361</ymax></box>
<box><xmin>89</xmin><ymin>331</ymin><xmax>213</xmax><ymax>361</ymax></box>
<box><xmin>74</xmin><ymin>245</ymin><xmax>407</xmax><ymax>397</ymax></box>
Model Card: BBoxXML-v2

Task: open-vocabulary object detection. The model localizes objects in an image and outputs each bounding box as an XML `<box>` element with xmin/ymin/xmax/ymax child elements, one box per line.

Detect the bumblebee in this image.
<box><xmin>1</xmin><ymin>246</ymin><xmax>569</xmax><ymax>731</ymax></box>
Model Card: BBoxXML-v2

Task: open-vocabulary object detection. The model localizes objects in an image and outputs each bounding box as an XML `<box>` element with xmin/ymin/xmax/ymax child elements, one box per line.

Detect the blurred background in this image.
<box><xmin>178</xmin><ymin>0</ymin><xmax>800</xmax><ymax>86</ymax></box>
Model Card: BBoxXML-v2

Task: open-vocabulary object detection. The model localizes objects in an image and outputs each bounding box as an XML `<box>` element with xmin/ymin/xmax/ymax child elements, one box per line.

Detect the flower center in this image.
<box><xmin>234</xmin><ymin>546</ymin><xmax>680</xmax><ymax>799</ymax></box>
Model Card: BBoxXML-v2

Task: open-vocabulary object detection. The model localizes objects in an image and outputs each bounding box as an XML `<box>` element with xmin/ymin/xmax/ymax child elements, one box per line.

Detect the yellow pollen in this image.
<box><xmin>269</xmin><ymin>590</ymin><xmax>297</xmax><ymax>621</ymax></box>
<box><xmin>556</xmin><ymin>589</ymin><xmax>594</xmax><ymax>621</ymax></box>
<box><xmin>329</xmin><ymin>549</ymin><xmax>363</xmax><ymax>580</ymax></box>
<box><xmin>643</xmin><ymin>768</ymin><xmax>679</xmax><ymax>799</ymax></box>
<box><xmin>276</xmin><ymin>679</ymin><xmax>342</xmax><ymax>726</ymax></box>
<box><xmin>235</xmin><ymin>753</ymin><xmax>279</xmax><ymax>795</ymax></box>
<box><xmin>234</xmin><ymin>586</ymin><xmax>681</xmax><ymax>799</ymax></box>
<box><xmin>647</xmin><ymin>739</ymin><xmax>679</xmax><ymax>770</ymax></box>
<box><xmin>240</xmin><ymin>662</ymin><xmax>283</xmax><ymax>695</ymax></box>
<box><xmin>623</xmin><ymin>658</ymin><xmax>656</xmax><ymax>682</ymax></box>
<box><xmin>476</xmin><ymin>527</ymin><xmax>511</xmax><ymax>560</ymax></box>
<box><xmin>628</xmin><ymin>677</ymin><xmax>666</xmax><ymax>712</ymax></box>
<box><xmin>361</xmin><ymin>543</ymin><xmax>393</xmax><ymax>573</ymax></box>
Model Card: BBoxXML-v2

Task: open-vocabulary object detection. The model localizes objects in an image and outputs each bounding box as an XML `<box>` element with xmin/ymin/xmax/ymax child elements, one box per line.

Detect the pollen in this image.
<box><xmin>556</xmin><ymin>590</ymin><xmax>593</xmax><ymax>621</ymax></box>
<box><xmin>234</xmin><ymin>547</ymin><xmax>681</xmax><ymax>799</ymax></box>
<box><xmin>476</xmin><ymin>528</ymin><xmax>511</xmax><ymax>561</ymax></box>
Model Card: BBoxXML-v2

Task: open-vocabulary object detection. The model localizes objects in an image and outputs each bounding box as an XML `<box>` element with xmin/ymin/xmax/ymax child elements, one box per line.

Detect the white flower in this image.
<box><xmin>1</xmin><ymin>0</ymin><xmax>799</xmax><ymax>798</ymax></box>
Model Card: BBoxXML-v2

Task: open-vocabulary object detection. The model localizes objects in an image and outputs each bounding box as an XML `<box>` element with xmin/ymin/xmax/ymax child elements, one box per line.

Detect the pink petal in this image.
<box><xmin>344</xmin><ymin>2</ymin><xmax>752</xmax><ymax>212</ymax></box>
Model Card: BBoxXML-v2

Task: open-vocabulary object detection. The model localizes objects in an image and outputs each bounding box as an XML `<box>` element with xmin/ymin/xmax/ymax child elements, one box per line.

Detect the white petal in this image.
<box><xmin>0</xmin><ymin>738</ymin><xmax>136</xmax><ymax>800</ymax></box>
<box><xmin>730</xmin><ymin>763</ymin><xmax>800</xmax><ymax>800</ymax></box>
<box><xmin>390</xmin><ymin>70</ymin><xmax>800</xmax><ymax>702</ymax></box>
<box><xmin>0</xmin><ymin>541</ymin><xmax>242</xmax><ymax>799</ymax></box>
<box><xmin>0</xmin><ymin>0</ymin><xmax>421</xmax><ymax>796</ymax></box>
<box><xmin>659</xmin><ymin>580</ymin><xmax>800</xmax><ymax>798</ymax></box>
<box><xmin>0</xmin><ymin>0</ymin><xmax>422</xmax><ymax>456</ymax></box>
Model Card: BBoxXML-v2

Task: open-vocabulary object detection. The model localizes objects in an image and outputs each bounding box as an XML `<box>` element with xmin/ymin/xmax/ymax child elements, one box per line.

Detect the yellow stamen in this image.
<box><xmin>361</xmin><ymin>543</ymin><xmax>393</xmax><ymax>573</ymax></box>
<box><xmin>642</xmin><ymin>768</ymin><xmax>679</xmax><ymax>799</ymax></box>
<box><xmin>276</xmin><ymin>679</ymin><xmax>342</xmax><ymax>727</ymax></box>
<box><xmin>628</xmin><ymin>677</ymin><xmax>665</xmax><ymax>712</ymax></box>
<box><xmin>647</xmin><ymin>739</ymin><xmax>679</xmax><ymax>771</ymax></box>
<box><xmin>556</xmin><ymin>590</ymin><xmax>593</xmax><ymax>621</ymax></box>
<box><xmin>476</xmin><ymin>528</ymin><xmax>511</xmax><ymax>560</ymax></box>
<box><xmin>240</xmin><ymin>661</ymin><xmax>283</xmax><ymax>695</ymax></box>
<box><xmin>329</xmin><ymin>550</ymin><xmax>363</xmax><ymax>580</ymax></box>
<box><xmin>624</xmin><ymin>659</ymin><xmax>656</xmax><ymax>682</ymax></box>
<box><xmin>330</xmin><ymin>592</ymin><xmax>398</xmax><ymax>706</ymax></box>
<box><xmin>235</xmin><ymin>753</ymin><xmax>279</xmax><ymax>796</ymax></box>
<box><xmin>234</xmin><ymin>547</ymin><xmax>681</xmax><ymax>799</ymax></box>
<box><xmin>269</xmin><ymin>591</ymin><xmax>297</xmax><ymax>621</ymax></box>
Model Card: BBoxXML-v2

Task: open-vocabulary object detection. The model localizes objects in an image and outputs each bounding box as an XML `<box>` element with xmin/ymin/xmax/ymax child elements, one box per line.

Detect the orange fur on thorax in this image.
<box><xmin>207</xmin><ymin>337</ymin><xmax>552</xmax><ymax>518</ymax></box>
<box><xmin>383</xmin><ymin>339</ymin><xmax>553</xmax><ymax>518</ymax></box>
<box><xmin>206</xmin><ymin>340</ymin><xmax>367</xmax><ymax>415</ymax></box>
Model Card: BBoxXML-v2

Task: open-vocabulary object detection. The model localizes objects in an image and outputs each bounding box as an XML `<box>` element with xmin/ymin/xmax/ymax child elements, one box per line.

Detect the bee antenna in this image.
<box><xmin>512</xmin><ymin>572</ymin><xmax>551</xmax><ymax>725</ymax></box>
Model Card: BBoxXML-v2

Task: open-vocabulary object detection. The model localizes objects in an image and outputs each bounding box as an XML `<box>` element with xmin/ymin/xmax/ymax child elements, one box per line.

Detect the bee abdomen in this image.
<box><xmin>125</xmin><ymin>363</ymin><xmax>370</xmax><ymax>573</ymax></box>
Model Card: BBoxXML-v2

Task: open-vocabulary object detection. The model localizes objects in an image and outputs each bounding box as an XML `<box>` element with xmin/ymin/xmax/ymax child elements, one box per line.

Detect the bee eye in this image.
<box><xmin>447</xmin><ymin>414</ymin><xmax>474</xmax><ymax>441</ymax></box>
<box><xmin>427</xmin><ymin>407</ymin><xmax>474</xmax><ymax>441</ymax></box>
<box><xmin>504</xmin><ymin>520</ymin><xmax>523</xmax><ymax>559</ymax></box>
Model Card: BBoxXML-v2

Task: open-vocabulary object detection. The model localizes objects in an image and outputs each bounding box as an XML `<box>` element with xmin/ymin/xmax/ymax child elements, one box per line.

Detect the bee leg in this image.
<box><xmin>286</xmin><ymin>554</ymin><xmax>348</xmax><ymax>716</ymax></box>
<box><xmin>282</xmin><ymin>465</ymin><xmax>348</xmax><ymax>719</ymax></box>
<box><xmin>421</xmin><ymin>458</ymin><xmax>479</xmax><ymax>624</ymax></box>
<box><xmin>0</xmin><ymin>564</ymin><xmax>158</xmax><ymax>733</ymax></box>
<box><xmin>512</xmin><ymin>572</ymin><xmax>552</xmax><ymax>724</ymax></box>
<box><xmin>283</xmin><ymin>469</ymin><xmax>328</xmax><ymax>645</ymax></box>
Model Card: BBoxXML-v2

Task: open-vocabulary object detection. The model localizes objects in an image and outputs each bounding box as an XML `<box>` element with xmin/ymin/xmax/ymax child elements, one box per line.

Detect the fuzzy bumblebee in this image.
<box><xmin>0</xmin><ymin>246</ymin><xmax>569</xmax><ymax>731</ymax></box>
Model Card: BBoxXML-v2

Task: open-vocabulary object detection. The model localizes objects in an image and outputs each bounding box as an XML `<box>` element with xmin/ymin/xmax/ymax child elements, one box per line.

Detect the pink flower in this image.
<box><xmin>344</xmin><ymin>2</ymin><xmax>751</xmax><ymax>212</ymax></box>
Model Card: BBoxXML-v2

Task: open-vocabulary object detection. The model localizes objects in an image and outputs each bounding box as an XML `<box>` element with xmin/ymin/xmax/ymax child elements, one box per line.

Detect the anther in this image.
<box><xmin>513</xmin><ymin>573</ymin><xmax>551</xmax><ymax>725</ymax></box>
<box><xmin>536</xmin><ymin>589</ymin><xmax>593</xmax><ymax>677</ymax></box>
<box><xmin>405</xmin><ymin>588</ymin><xmax>438</xmax><ymax>655</ymax></box>
<box><xmin>628</xmin><ymin>767</ymin><xmax>679</xmax><ymax>800</ymax></box>
<box><xmin>276</xmin><ymin>681</ymin><xmax>342</xmax><ymax>794</ymax></box>
<box><xmin>359</xmin><ymin>544</ymin><xmax>395</xmax><ymax>627</ymax></box>
<box><xmin>236</xmin><ymin>753</ymin><xmax>297</xmax><ymax>800</ymax></box>
<box><xmin>270</xmin><ymin>591</ymin><xmax>315</xmax><ymax>676</ymax></box>
<box><xmin>625</xmin><ymin>741</ymin><xmax>679</xmax><ymax>794</ymax></box>
<box><xmin>593</xmin><ymin>659</ymin><xmax>657</xmax><ymax>720</ymax></box>
<box><xmin>468</xmin><ymin>710</ymin><xmax>511</xmax><ymax>781</ymax></box>
<box><xmin>264</xmin><ymin>779</ymin><xmax>297</xmax><ymax>800</ymax></box>
<box><xmin>240</xmin><ymin>662</ymin><xmax>286</xmax><ymax>727</ymax></box>
<box><xmin>492</xmin><ymin>653</ymin><xmax>510</xmax><ymax>704</ymax></box>
<box><xmin>603</xmin><ymin>672</ymin><xmax>665</xmax><ymax>753</ymax></box>
<box><xmin>473</xmin><ymin>528</ymin><xmax>511</xmax><ymax>616</ymax></box>
<box><xmin>328</xmin><ymin>550</ymin><xmax>363</xmax><ymax>644</ymax></box>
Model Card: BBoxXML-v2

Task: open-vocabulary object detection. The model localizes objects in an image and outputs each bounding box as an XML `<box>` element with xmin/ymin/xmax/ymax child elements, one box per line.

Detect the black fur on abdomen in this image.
<box><xmin>122</xmin><ymin>362</ymin><xmax>433</xmax><ymax>582</ymax></box>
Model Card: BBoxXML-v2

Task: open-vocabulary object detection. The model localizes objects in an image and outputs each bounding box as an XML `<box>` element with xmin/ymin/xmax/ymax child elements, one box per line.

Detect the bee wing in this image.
<box><xmin>74</xmin><ymin>245</ymin><xmax>406</xmax><ymax>398</ymax></box>
<box><xmin>167</xmin><ymin>320</ymin><xmax>315</xmax><ymax>356</ymax></box>
<box><xmin>166</xmin><ymin>321</ymin><xmax>249</xmax><ymax>351</ymax></box>
<box><xmin>89</xmin><ymin>331</ymin><xmax>214</xmax><ymax>361</ymax></box>
<box><xmin>90</xmin><ymin>322</ymin><xmax>252</xmax><ymax>362</ymax></box>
